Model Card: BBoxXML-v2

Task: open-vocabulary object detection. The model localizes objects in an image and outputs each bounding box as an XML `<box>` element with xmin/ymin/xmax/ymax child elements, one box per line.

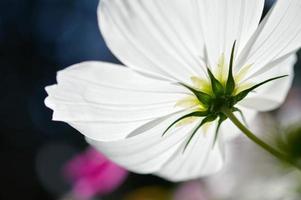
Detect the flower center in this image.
<box><xmin>163</xmin><ymin>41</ymin><xmax>288</xmax><ymax>152</ymax></box>
<box><xmin>174</xmin><ymin>52</ymin><xmax>252</xmax><ymax>128</ymax></box>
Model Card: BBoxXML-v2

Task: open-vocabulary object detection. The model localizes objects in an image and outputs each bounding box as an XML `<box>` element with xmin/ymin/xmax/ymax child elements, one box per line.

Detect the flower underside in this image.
<box><xmin>163</xmin><ymin>41</ymin><xmax>288</xmax><ymax>152</ymax></box>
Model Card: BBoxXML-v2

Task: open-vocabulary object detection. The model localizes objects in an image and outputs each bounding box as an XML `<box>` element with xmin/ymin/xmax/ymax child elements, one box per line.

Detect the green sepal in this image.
<box><xmin>225</xmin><ymin>41</ymin><xmax>236</xmax><ymax>96</ymax></box>
<box><xmin>212</xmin><ymin>114</ymin><xmax>227</xmax><ymax>148</ymax></box>
<box><xmin>207</xmin><ymin>68</ymin><xmax>224</xmax><ymax>96</ymax></box>
<box><xmin>183</xmin><ymin>115</ymin><xmax>217</xmax><ymax>153</ymax></box>
<box><xmin>233</xmin><ymin>107</ymin><xmax>248</xmax><ymax>127</ymax></box>
<box><xmin>179</xmin><ymin>83</ymin><xmax>212</xmax><ymax>106</ymax></box>
<box><xmin>162</xmin><ymin>111</ymin><xmax>208</xmax><ymax>136</ymax></box>
<box><xmin>234</xmin><ymin>75</ymin><xmax>288</xmax><ymax>103</ymax></box>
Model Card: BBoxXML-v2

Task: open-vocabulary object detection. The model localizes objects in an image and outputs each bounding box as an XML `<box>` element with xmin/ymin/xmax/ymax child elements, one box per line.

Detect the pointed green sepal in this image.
<box><xmin>207</xmin><ymin>68</ymin><xmax>224</xmax><ymax>96</ymax></box>
<box><xmin>212</xmin><ymin>114</ymin><xmax>227</xmax><ymax>148</ymax></box>
<box><xmin>183</xmin><ymin>115</ymin><xmax>217</xmax><ymax>153</ymax></box>
<box><xmin>179</xmin><ymin>83</ymin><xmax>212</xmax><ymax>106</ymax></box>
<box><xmin>234</xmin><ymin>75</ymin><xmax>288</xmax><ymax>103</ymax></box>
<box><xmin>162</xmin><ymin>111</ymin><xmax>208</xmax><ymax>136</ymax></box>
<box><xmin>233</xmin><ymin>107</ymin><xmax>248</xmax><ymax>127</ymax></box>
<box><xmin>225</xmin><ymin>41</ymin><xmax>236</xmax><ymax>96</ymax></box>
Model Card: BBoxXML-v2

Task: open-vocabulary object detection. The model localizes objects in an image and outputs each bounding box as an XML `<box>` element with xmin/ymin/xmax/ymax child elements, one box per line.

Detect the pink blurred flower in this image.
<box><xmin>173</xmin><ymin>181</ymin><xmax>209</xmax><ymax>200</ymax></box>
<box><xmin>63</xmin><ymin>148</ymin><xmax>128</xmax><ymax>200</ymax></box>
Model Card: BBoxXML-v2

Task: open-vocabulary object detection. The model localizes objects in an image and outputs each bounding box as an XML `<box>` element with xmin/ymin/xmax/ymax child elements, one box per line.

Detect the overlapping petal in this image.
<box><xmin>237</xmin><ymin>0</ymin><xmax>301</xmax><ymax>79</ymax></box>
<box><xmin>157</xmin><ymin>122</ymin><xmax>224</xmax><ymax>181</ymax></box>
<box><xmin>45</xmin><ymin>61</ymin><xmax>187</xmax><ymax>141</ymax></box>
<box><xmin>98</xmin><ymin>0</ymin><xmax>208</xmax><ymax>83</ymax></box>
<box><xmin>238</xmin><ymin>54</ymin><xmax>296</xmax><ymax>111</ymax></box>
<box><xmin>197</xmin><ymin>0</ymin><xmax>264</xmax><ymax>67</ymax></box>
<box><xmin>87</xmin><ymin>114</ymin><xmax>225</xmax><ymax>181</ymax></box>
<box><xmin>86</xmin><ymin>113</ymin><xmax>199</xmax><ymax>175</ymax></box>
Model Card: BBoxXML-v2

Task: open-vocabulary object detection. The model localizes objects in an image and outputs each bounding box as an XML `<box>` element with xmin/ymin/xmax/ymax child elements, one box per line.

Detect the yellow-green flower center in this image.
<box><xmin>176</xmin><ymin>54</ymin><xmax>253</xmax><ymax>120</ymax></box>
<box><xmin>163</xmin><ymin>41</ymin><xmax>288</xmax><ymax>152</ymax></box>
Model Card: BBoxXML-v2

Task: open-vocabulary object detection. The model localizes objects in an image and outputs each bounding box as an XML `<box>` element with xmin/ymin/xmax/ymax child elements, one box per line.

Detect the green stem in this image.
<box><xmin>222</xmin><ymin>107</ymin><xmax>301</xmax><ymax>171</ymax></box>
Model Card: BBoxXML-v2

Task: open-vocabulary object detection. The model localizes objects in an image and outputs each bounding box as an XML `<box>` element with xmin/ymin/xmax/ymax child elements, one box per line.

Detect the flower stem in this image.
<box><xmin>222</xmin><ymin>107</ymin><xmax>301</xmax><ymax>171</ymax></box>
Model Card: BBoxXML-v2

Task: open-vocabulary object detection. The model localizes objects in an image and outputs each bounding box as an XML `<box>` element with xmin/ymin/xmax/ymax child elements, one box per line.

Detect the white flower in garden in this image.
<box><xmin>45</xmin><ymin>0</ymin><xmax>300</xmax><ymax>181</ymax></box>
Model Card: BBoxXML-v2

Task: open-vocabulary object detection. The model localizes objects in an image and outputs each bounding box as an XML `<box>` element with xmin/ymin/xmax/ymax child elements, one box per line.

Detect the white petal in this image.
<box><xmin>237</xmin><ymin>0</ymin><xmax>301</xmax><ymax>78</ymax></box>
<box><xmin>98</xmin><ymin>0</ymin><xmax>208</xmax><ymax>83</ymax></box>
<box><xmin>86</xmin><ymin>112</ymin><xmax>200</xmax><ymax>174</ymax></box>
<box><xmin>87</xmin><ymin>113</ymin><xmax>225</xmax><ymax>180</ymax></box>
<box><xmin>197</xmin><ymin>0</ymin><xmax>264</xmax><ymax>67</ymax></box>
<box><xmin>45</xmin><ymin>61</ymin><xmax>187</xmax><ymax>141</ymax></box>
<box><xmin>238</xmin><ymin>54</ymin><xmax>296</xmax><ymax>111</ymax></box>
<box><xmin>156</xmin><ymin>122</ymin><xmax>224</xmax><ymax>181</ymax></box>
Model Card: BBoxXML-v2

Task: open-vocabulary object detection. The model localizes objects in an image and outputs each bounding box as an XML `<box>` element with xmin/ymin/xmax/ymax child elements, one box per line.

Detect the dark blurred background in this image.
<box><xmin>0</xmin><ymin>0</ymin><xmax>301</xmax><ymax>199</ymax></box>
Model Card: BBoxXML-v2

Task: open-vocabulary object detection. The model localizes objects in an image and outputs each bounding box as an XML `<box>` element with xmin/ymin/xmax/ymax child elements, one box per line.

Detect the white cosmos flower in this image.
<box><xmin>45</xmin><ymin>0</ymin><xmax>300</xmax><ymax>181</ymax></box>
